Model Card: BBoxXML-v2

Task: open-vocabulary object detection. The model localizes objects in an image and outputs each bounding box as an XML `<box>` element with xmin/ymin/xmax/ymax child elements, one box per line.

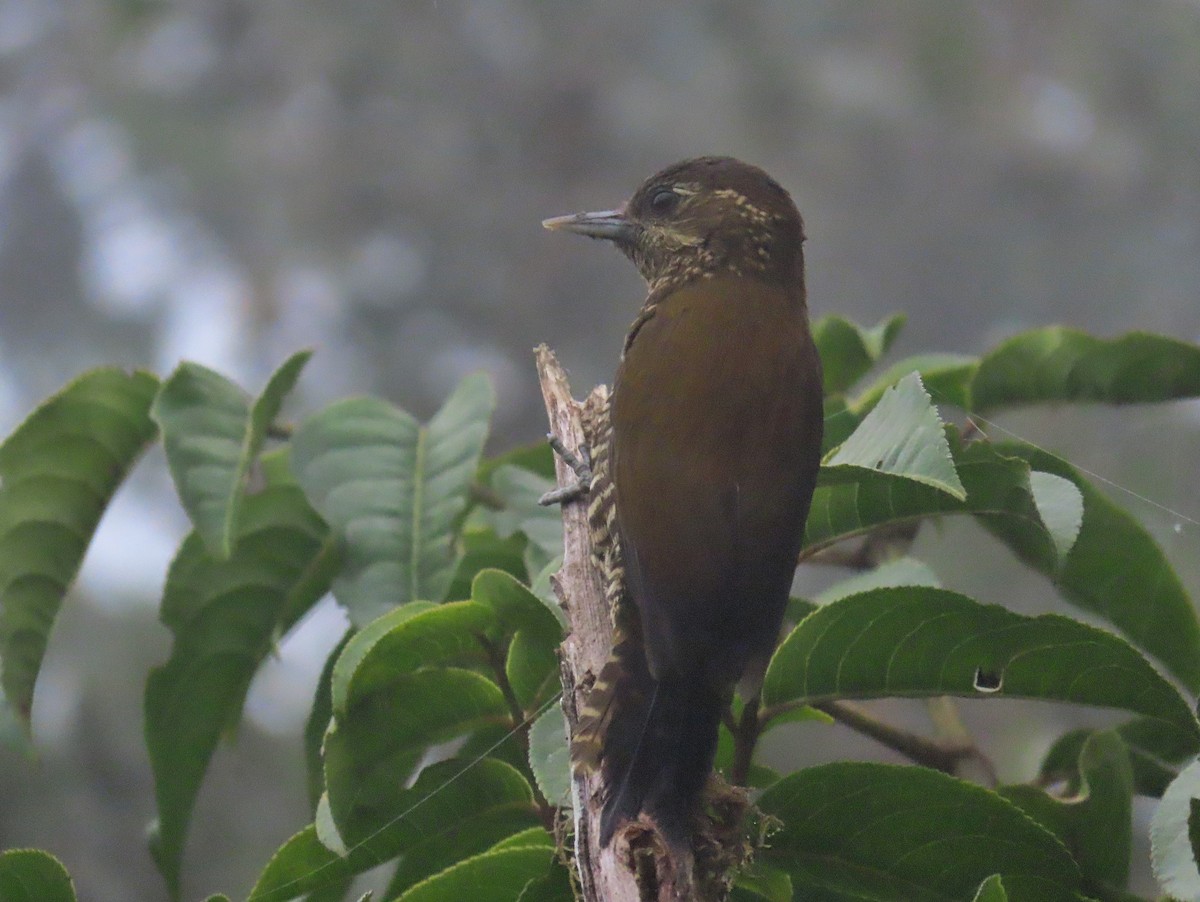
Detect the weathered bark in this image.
<box><xmin>536</xmin><ymin>345</ymin><xmax>696</xmax><ymax>902</ymax></box>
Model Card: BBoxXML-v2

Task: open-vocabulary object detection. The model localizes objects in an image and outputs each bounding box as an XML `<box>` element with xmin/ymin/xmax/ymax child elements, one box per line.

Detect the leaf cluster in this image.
<box><xmin>1</xmin><ymin>318</ymin><xmax>1200</xmax><ymax>901</ymax></box>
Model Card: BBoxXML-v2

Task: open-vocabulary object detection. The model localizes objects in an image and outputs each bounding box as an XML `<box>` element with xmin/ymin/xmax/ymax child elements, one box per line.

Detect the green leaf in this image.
<box><xmin>784</xmin><ymin>597</ymin><xmax>817</xmax><ymax>624</ymax></box>
<box><xmin>1041</xmin><ymin>718</ymin><xmax>1198</xmax><ymax>798</ymax></box>
<box><xmin>1001</xmin><ymin>731</ymin><xmax>1133</xmax><ymax>889</ymax></box>
<box><xmin>488</xmin><ymin>826</ymin><xmax>553</xmax><ymax>850</ymax></box>
<box><xmin>506</xmin><ymin>629</ymin><xmax>558</xmax><ymax>711</ymax></box>
<box><xmin>324</xmin><ymin>667</ymin><xmax>508</xmax><ymax>844</ymax></box>
<box><xmin>1028</xmin><ymin>471</ymin><xmax>1084</xmax><ymax>563</ymax></box>
<box><xmin>758</xmin><ymin>762</ymin><xmax>1082</xmax><ymax>901</ymax></box>
<box><xmin>529</xmin><ymin>557</ymin><xmax>564</xmax><ymax>622</ymax></box>
<box><xmin>292</xmin><ymin>374</ymin><xmax>495</xmax><ymax>625</ymax></box>
<box><xmin>733</xmin><ymin>861</ymin><xmax>794</xmax><ymax>901</ymax></box>
<box><xmin>384</xmin><ymin>769</ymin><xmax>542</xmax><ymax>898</ymax></box>
<box><xmin>393</xmin><ymin>845</ymin><xmax>553</xmax><ymax>902</ymax></box>
<box><xmin>471</xmin><ymin>569</ymin><xmax>563</xmax><ymax>708</ymax></box>
<box><xmin>306</xmin><ymin>629</ymin><xmax>352</xmax><ymax>811</ymax></box>
<box><xmin>456</xmin><ymin>720</ymin><xmax>532</xmax><ymax>778</ymax></box>
<box><xmin>145</xmin><ymin>482</ymin><xmax>336</xmax><ymax>899</ymax></box>
<box><xmin>853</xmin><ymin>329</ymin><xmax>1200</xmax><ymax>414</ymax></box>
<box><xmin>321</xmin><ymin>572</ymin><xmax>557</xmax><ymax>843</ymax></box>
<box><xmin>972</xmin><ymin>328</ymin><xmax>1200</xmax><ymax>410</ymax></box>
<box><xmin>477</xmin><ymin>440</ymin><xmax>555</xmax><ymax>483</ymax></box>
<box><xmin>447</xmin><ymin>526</ymin><xmax>529</xmax><ymax>603</ymax></box>
<box><xmin>989</xmin><ymin>444</ymin><xmax>1200</xmax><ymax>692</ymax></box>
<box><xmin>471</xmin><ymin>569</ymin><xmax>562</xmax><ymax>642</ymax></box>
<box><xmin>1152</xmin><ymin>758</ymin><xmax>1200</xmax><ymax>900</ymax></box>
<box><xmin>302</xmin><ymin>886</ymin><xmax>354</xmax><ymax>902</ymax></box>
<box><xmin>315</xmin><ymin>792</ymin><xmax>347</xmax><ymax>856</ymax></box>
<box><xmin>304</xmin><ymin>883</ymin><xmax>354</xmax><ymax>902</ymax></box>
<box><xmin>812</xmin><ymin>314</ymin><xmax>905</xmax><ymax>395</ymax></box>
<box><xmin>528</xmin><ymin>704</ymin><xmax>571</xmax><ymax>808</ymax></box>
<box><xmin>820</xmin><ymin>397</ymin><xmax>863</xmax><ymax>455</ymax></box>
<box><xmin>516</xmin><ymin>862</ymin><xmax>575</xmax><ymax>902</ymax></box>
<box><xmin>0</xmin><ymin>368</ymin><xmax>158</xmax><ymax>724</ymax></box>
<box><xmin>823</xmin><ymin>373</ymin><xmax>966</xmax><ymax>500</ymax></box>
<box><xmin>972</xmin><ymin>875</ymin><xmax>1008</xmax><ymax>902</ymax></box>
<box><xmin>248</xmin><ymin>758</ymin><xmax>539</xmax><ymax>902</ymax></box>
<box><xmin>152</xmin><ymin>351</ymin><xmax>311</xmax><ymax>558</ymax></box>
<box><xmin>330</xmin><ymin>601</ymin><xmax>494</xmax><ymax>717</ymax></box>
<box><xmin>813</xmin><ymin>555</ymin><xmax>940</xmax><ymax>605</ymax></box>
<box><xmin>805</xmin><ymin>430</ymin><xmax>1051</xmax><ymax>561</ymax></box>
<box><xmin>474</xmin><ymin>465</ymin><xmax>562</xmax><ymax>567</ymax></box>
<box><xmin>762</xmin><ymin>587</ymin><xmax>1200</xmax><ymax>752</ymax></box>
<box><xmin>811</xmin><ymin>433</ymin><xmax>1167</xmax><ymax>661</ymax></box>
<box><xmin>0</xmin><ymin>849</ymin><xmax>76</xmax><ymax>902</ymax></box>
<box><xmin>853</xmin><ymin>353</ymin><xmax>979</xmax><ymax>411</ymax></box>
<box><xmin>1191</xmin><ymin>798</ymin><xmax>1200</xmax><ymax>883</ymax></box>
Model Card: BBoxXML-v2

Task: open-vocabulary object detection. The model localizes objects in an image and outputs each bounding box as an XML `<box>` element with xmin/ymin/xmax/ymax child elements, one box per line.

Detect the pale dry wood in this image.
<box><xmin>536</xmin><ymin>345</ymin><xmax>694</xmax><ymax>902</ymax></box>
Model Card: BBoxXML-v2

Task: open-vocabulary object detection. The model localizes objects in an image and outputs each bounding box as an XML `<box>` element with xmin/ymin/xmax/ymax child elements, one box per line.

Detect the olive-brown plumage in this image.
<box><xmin>545</xmin><ymin>157</ymin><xmax>823</xmax><ymax>849</ymax></box>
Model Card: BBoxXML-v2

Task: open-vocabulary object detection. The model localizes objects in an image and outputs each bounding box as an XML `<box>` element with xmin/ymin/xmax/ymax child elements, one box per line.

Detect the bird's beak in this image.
<box><xmin>542</xmin><ymin>205</ymin><xmax>635</xmax><ymax>243</ymax></box>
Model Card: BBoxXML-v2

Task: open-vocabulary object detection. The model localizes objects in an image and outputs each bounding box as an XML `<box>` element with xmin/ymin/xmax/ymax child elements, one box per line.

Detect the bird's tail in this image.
<box><xmin>573</xmin><ymin>627</ymin><xmax>724</xmax><ymax>849</ymax></box>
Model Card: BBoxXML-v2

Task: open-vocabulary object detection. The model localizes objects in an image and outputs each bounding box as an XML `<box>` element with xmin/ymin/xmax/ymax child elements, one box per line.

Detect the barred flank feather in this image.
<box><xmin>581</xmin><ymin>390</ymin><xmax>624</xmax><ymax>621</ymax></box>
<box><xmin>570</xmin><ymin>389</ymin><xmax>636</xmax><ymax>771</ymax></box>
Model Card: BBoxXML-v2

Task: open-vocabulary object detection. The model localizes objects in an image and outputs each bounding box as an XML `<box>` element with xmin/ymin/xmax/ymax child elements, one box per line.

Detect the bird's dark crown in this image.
<box><xmin>621</xmin><ymin>157</ymin><xmax>805</xmax><ymax>294</ymax></box>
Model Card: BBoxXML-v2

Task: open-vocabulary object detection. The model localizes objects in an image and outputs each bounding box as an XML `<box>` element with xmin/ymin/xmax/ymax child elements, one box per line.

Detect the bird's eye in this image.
<box><xmin>649</xmin><ymin>188</ymin><xmax>680</xmax><ymax>215</ymax></box>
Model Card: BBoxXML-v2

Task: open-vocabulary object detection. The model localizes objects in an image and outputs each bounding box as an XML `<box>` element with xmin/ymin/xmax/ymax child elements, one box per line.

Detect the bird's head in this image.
<box><xmin>544</xmin><ymin>156</ymin><xmax>805</xmax><ymax>294</ymax></box>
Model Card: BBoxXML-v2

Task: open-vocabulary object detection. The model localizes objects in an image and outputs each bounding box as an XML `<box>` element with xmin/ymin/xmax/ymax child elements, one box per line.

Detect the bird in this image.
<box><xmin>543</xmin><ymin>157</ymin><xmax>824</xmax><ymax>852</ymax></box>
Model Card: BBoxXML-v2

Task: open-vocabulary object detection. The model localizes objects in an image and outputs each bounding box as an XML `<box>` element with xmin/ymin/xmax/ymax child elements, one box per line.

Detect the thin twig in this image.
<box><xmin>478</xmin><ymin>633</ymin><xmax>561</xmax><ymax>831</ymax></box>
<box><xmin>729</xmin><ymin>696</ymin><xmax>761</xmax><ymax>787</ymax></box>
<box><xmin>799</xmin><ymin>520</ymin><xmax>922</xmax><ymax>568</ymax></box>
<box><xmin>926</xmin><ymin>696</ymin><xmax>998</xmax><ymax>786</ymax></box>
<box><xmin>805</xmin><ymin>700</ymin><xmax>985</xmax><ymax>776</ymax></box>
<box><xmin>477</xmin><ymin>634</ymin><xmax>529</xmax><ymax>750</ymax></box>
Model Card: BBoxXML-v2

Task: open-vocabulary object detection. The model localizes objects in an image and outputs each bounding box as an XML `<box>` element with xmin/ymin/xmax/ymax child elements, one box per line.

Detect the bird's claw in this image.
<box><xmin>539</xmin><ymin>434</ymin><xmax>593</xmax><ymax>506</ymax></box>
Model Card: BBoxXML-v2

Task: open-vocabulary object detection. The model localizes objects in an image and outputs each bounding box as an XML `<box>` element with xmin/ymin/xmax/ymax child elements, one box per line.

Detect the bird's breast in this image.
<box><xmin>610</xmin><ymin>276</ymin><xmax>824</xmax><ymax>678</ymax></box>
<box><xmin>614</xmin><ymin>277</ymin><xmax>820</xmax><ymax>472</ymax></box>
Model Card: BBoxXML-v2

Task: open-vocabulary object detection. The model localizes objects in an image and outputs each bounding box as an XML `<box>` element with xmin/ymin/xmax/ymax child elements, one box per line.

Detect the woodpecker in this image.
<box><xmin>544</xmin><ymin>157</ymin><xmax>823</xmax><ymax>849</ymax></box>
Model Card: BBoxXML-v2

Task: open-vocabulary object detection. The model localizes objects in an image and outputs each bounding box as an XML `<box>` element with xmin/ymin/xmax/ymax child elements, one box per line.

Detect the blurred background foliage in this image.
<box><xmin>1</xmin><ymin>2</ymin><xmax>1199</xmax><ymax>899</ymax></box>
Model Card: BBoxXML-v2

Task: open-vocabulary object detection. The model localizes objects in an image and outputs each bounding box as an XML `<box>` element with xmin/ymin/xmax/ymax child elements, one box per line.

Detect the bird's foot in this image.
<box><xmin>538</xmin><ymin>434</ymin><xmax>593</xmax><ymax>506</ymax></box>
